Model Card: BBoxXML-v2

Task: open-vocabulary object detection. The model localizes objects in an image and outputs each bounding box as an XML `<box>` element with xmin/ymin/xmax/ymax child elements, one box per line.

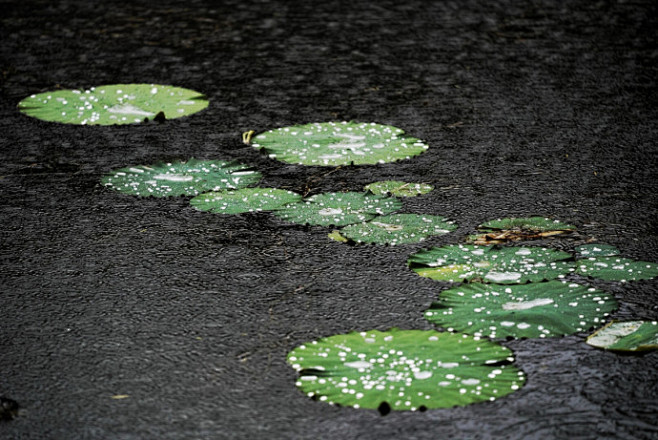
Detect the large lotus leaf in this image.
<box><xmin>586</xmin><ymin>320</ymin><xmax>658</xmax><ymax>352</ymax></box>
<box><xmin>574</xmin><ymin>244</ymin><xmax>620</xmax><ymax>258</ymax></box>
<box><xmin>102</xmin><ymin>159</ymin><xmax>261</xmax><ymax>197</ymax></box>
<box><xmin>425</xmin><ymin>281</ymin><xmax>617</xmax><ymax>339</ymax></box>
<box><xmin>468</xmin><ymin>217</ymin><xmax>575</xmax><ymax>245</ymax></box>
<box><xmin>287</xmin><ymin>329</ymin><xmax>525</xmax><ymax>412</ymax></box>
<box><xmin>575</xmin><ymin>256</ymin><xmax>658</xmax><ymax>281</ymax></box>
<box><xmin>364</xmin><ymin>181</ymin><xmax>434</xmax><ymax>197</ymax></box>
<box><xmin>273</xmin><ymin>192</ymin><xmax>402</xmax><ymax>227</ymax></box>
<box><xmin>408</xmin><ymin>244</ymin><xmax>575</xmax><ymax>284</ymax></box>
<box><xmin>190</xmin><ymin>188</ymin><xmax>302</xmax><ymax>214</ymax></box>
<box><xmin>18</xmin><ymin>84</ymin><xmax>208</xmax><ymax>125</ymax></box>
<box><xmin>251</xmin><ymin>121</ymin><xmax>429</xmax><ymax>166</ymax></box>
<box><xmin>339</xmin><ymin>214</ymin><xmax>457</xmax><ymax>245</ymax></box>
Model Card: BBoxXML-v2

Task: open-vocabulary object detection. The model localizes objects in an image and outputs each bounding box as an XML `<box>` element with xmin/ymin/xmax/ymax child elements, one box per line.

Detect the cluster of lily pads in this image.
<box><xmin>18</xmin><ymin>84</ymin><xmax>658</xmax><ymax>415</ymax></box>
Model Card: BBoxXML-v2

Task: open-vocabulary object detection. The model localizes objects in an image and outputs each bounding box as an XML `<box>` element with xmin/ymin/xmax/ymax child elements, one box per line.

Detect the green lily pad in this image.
<box><xmin>339</xmin><ymin>214</ymin><xmax>457</xmax><ymax>245</ymax></box>
<box><xmin>586</xmin><ymin>320</ymin><xmax>658</xmax><ymax>352</ymax></box>
<box><xmin>425</xmin><ymin>281</ymin><xmax>617</xmax><ymax>339</ymax></box>
<box><xmin>190</xmin><ymin>188</ymin><xmax>302</xmax><ymax>214</ymax></box>
<box><xmin>287</xmin><ymin>329</ymin><xmax>525</xmax><ymax>412</ymax></box>
<box><xmin>18</xmin><ymin>84</ymin><xmax>208</xmax><ymax>125</ymax></box>
<box><xmin>364</xmin><ymin>181</ymin><xmax>434</xmax><ymax>197</ymax></box>
<box><xmin>101</xmin><ymin>159</ymin><xmax>261</xmax><ymax>197</ymax></box>
<box><xmin>574</xmin><ymin>244</ymin><xmax>620</xmax><ymax>258</ymax></box>
<box><xmin>273</xmin><ymin>192</ymin><xmax>402</xmax><ymax>227</ymax></box>
<box><xmin>575</xmin><ymin>256</ymin><xmax>658</xmax><ymax>281</ymax></box>
<box><xmin>408</xmin><ymin>245</ymin><xmax>575</xmax><ymax>284</ymax></box>
<box><xmin>251</xmin><ymin>121</ymin><xmax>429</xmax><ymax>166</ymax></box>
<box><xmin>467</xmin><ymin>217</ymin><xmax>576</xmax><ymax>245</ymax></box>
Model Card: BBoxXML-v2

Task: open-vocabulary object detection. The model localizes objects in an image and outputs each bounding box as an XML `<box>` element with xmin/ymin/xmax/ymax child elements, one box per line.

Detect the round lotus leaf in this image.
<box><xmin>586</xmin><ymin>320</ymin><xmax>658</xmax><ymax>352</ymax></box>
<box><xmin>287</xmin><ymin>329</ymin><xmax>525</xmax><ymax>412</ymax></box>
<box><xmin>251</xmin><ymin>121</ymin><xmax>429</xmax><ymax>166</ymax></box>
<box><xmin>574</xmin><ymin>244</ymin><xmax>620</xmax><ymax>258</ymax></box>
<box><xmin>364</xmin><ymin>181</ymin><xmax>434</xmax><ymax>197</ymax></box>
<box><xmin>425</xmin><ymin>281</ymin><xmax>617</xmax><ymax>339</ymax></box>
<box><xmin>339</xmin><ymin>214</ymin><xmax>457</xmax><ymax>245</ymax></box>
<box><xmin>408</xmin><ymin>244</ymin><xmax>575</xmax><ymax>284</ymax></box>
<box><xmin>273</xmin><ymin>192</ymin><xmax>402</xmax><ymax>227</ymax></box>
<box><xmin>468</xmin><ymin>217</ymin><xmax>576</xmax><ymax>245</ymax></box>
<box><xmin>18</xmin><ymin>84</ymin><xmax>208</xmax><ymax>125</ymax></box>
<box><xmin>190</xmin><ymin>188</ymin><xmax>302</xmax><ymax>214</ymax></box>
<box><xmin>575</xmin><ymin>256</ymin><xmax>658</xmax><ymax>281</ymax></box>
<box><xmin>102</xmin><ymin>159</ymin><xmax>261</xmax><ymax>197</ymax></box>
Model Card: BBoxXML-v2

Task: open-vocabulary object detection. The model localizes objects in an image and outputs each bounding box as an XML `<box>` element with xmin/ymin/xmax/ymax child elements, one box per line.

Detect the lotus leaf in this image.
<box><xmin>425</xmin><ymin>281</ymin><xmax>617</xmax><ymax>339</ymax></box>
<box><xmin>190</xmin><ymin>188</ymin><xmax>302</xmax><ymax>214</ymax></box>
<box><xmin>586</xmin><ymin>320</ymin><xmax>658</xmax><ymax>352</ymax></box>
<box><xmin>468</xmin><ymin>217</ymin><xmax>575</xmax><ymax>245</ymax></box>
<box><xmin>18</xmin><ymin>84</ymin><xmax>208</xmax><ymax>125</ymax></box>
<box><xmin>287</xmin><ymin>329</ymin><xmax>525</xmax><ymax>411</ymax></box>
<box><xmin>274</xmin><ymin>192</ymin><xmax>401</xmax><ymax>227</ymax></box>
<box><xmin>102</xmin><ymin>159</ymin><xmax>261</xmax><ymax>197</ymax></box>
<box><xmin>408</xmin><ymin>244</ymin><xmax>575</xmax><ymax>284</ymax></box>
<box><xmin>251</xmin><ymin>121</ymin><xmax>429</xmax><ymax>166</ymax></box>
<box><xmin>339</xmin><ymin>214</ymin><xmax>456</xmax><ymax>245</ymax></box>
<box><xmin>574</xmin><ymin>244</ymin><xmax>620</xmax><ymax>258</ymax></box>
<box><xmin>364</xmin><ymin>181</ymin><xmax>434</xmax><ymax>197</ymax></box>
<box><xmin>576</xmin><ymin>257</ymin><xmax>658</xmax><ymax>281</ymax></box>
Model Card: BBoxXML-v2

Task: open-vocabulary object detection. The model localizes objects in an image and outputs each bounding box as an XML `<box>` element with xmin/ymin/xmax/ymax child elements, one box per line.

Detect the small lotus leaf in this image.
<box><xmin>18</xmin><ymin>84</ymin><xmax>208</xmax><ymax>125</ymax></box>
<box><xmin>408</xmin><ymin>244</ymin><xmax>575</xmax><ymax>284</ymax></box>
<box><xmin>364</xmin><ymin>181</ymin><xmax>434</xmax><ymax>197</ymax></box>
<box><xmin>586</xmin><ymin>320</ymin><xmax>658</xmax><ymax>352</ymax></box>
<box><xmin>190</xmin><ymin>188</ymin><xmax>302</xmax><ymax>214</ymax></box>
<box><xmin>425</xmin><ymin>281</ymin><xmax>617</xmax><ymax>339</ymax></box>
<box><xmin>339</xmin><ymin>214</ymin><xmax>457</xmax><ymax>245</ymax></box>
<box><xmin>287</xmin><ymin>329</ymin><xmax>525</xmax><ymax>411</ymax></box>
<box><xmin>274</xmin><ymin>192</ymin><xmax>402</xmax><ymax>227</ymax></box>
<box><xmin>251</xmin><ymin>121</ymin><xmax>429</xmax><ymax>166</ymax></box>
<box><xmin>576</xmin><ymin>257</ymin><xmax>658</xmax><ymax>281</ymax></box>
<box><xmin>468</xmin><ymin>217</ymin><xmax>575</xmax><ymax>245</ymax></box>
<box><xmin>102</xmin><ymin>159</ymin><xmax>261</xmax><ymax>197</ymax></box>
<box><xmin>574</xmin><ymin>244</ymin><xmax>620</xmax><ymax>258</ymax></box>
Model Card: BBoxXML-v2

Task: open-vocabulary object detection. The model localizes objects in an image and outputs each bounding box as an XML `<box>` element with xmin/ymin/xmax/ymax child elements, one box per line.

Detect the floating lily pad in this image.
<box><xmin>574</xmin><ymin>244</ymin><xmax>620</xmax><ymax>258</ymax></box>
<box><xmin>339</xmin><ymin>214</ymin><xmax>457</xmax><ymax>245</ymax></box>
<box><xmin>287</xmin><ymin>329</ymin><xmax>525</xmax><ymax>412</ymax></box>
<box><xmin>425</xmin><ymin>281</ymin><xmax>617</xmax><ymax>339</ymax></box>
<box><xmin>364</xmin><ymin>181</ymin><xmax>434</xmax><ymax>197</ymax></box>
<box><xmin>328</xmin><ymin>230</ymin><xmax>350</xmax><ymax>243</ymax></box>
<box><xmin>190</xmin><ymin>188</ymin><xmax>302</xmax><ymax>214</ymax></box>
<box><xmin>251</xmin><ymin>121</ymin><xmax>429</xmax><ymax>166</ymax></box>
<box><xmin>586</xmin><ymin>320</ymin><xmax>658</xmax><ymax>352</ymax></box>
<box><xmin>274</xmin><ymin>192</ymin><xmax>402</xmax><ymax>227</ymax></box>
<box><xmin>18</xmin><ymin>84</ymin><xmax>208</xmax><ymax>125</ymax></box>
<box><xmin>467</xmin><ymin>217</ymin><xmax>575</xmax><ymax>245</ymax></box>
<box><xmin>408</xmin><ymin>245</ymin><xmax>575</xmax><ymax>284</ymax></box>
<box><xmin>575</xmin><ymin>256</ymin><xmax>658</xmax><ymax>281</ymax></box>
<box><xmin>102</xmin><ymin>159</ymin><xmax>261</xmax><ymax>197</ymax></box>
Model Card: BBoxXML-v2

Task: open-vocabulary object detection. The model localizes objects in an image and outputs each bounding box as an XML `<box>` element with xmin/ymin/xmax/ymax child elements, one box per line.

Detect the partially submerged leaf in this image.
<box><xmin>408</xmin><ymin>244</ymin><xmax>575</xmax><ymax>284</ymax></box>
<box><xmin>364</xmin><ymin>181</ymin><xmax>434</xmax><ymax>197</ymax></box>
<box><xmin>576</xmin><ymin>256</ymin><xmax>658</xmax><ymax>281</ymax></box>
<box><xmin>18</xmin><ymin>84</ymin><xmax>208</xmax><ymax>125</ymax></box>
<box><xmin>586</xmin><ymin>320</ymin><xmax>658</xmax><ymax>352</ymax></box>
<box><xmin>251</xmin><ymin>121</ymin><xmax>429</xmax><ymax>166</ymax></box>
<box><xmin>468</xmin><ymin>217</ymin><xmax>575</xmax><ymax>245</ymax></box>
<box><xmin>190</xmin><ymin>188</ymin><xmax>301</xmax><ymax>214</ymax></box>
<box><xmin>328</xmin><ymin>230</ymin><xmax>349</xmax><ymax>243</ymax></box>
<box><xmin>287</xmin><ymin>329</ymin><xmax>525</xmax><ymax>411</ymax></box>
<box><xmin>425</xmin><ymin>281</ymin><xmax>617</xmax><ymax>339</ymax></box>
<box><xmin>102</xmin><ymin>159</ymin><xmax>261</xmax><ymax>197</ymax></box>
<box><xmin>574</xmin><ymin>244</ymin><xmax>620</xmax><ymax>258</ymax></box>
<box><xmin>273</xmin><ymin>192</ymin><xmax>401</xmax><ymax>227</ymax></box>
<box><xmin>339</xmin><ymin>214</ymin><xmax>457</xmax><ymax>245</ymax></box>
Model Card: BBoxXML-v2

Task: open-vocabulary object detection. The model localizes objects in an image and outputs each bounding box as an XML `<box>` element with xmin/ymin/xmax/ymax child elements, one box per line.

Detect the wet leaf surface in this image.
<box><xmin>425</xmin><ymin>281</ymin><xmax>617</xmax><ymax>339</ymax></box>
<box><xmin>574</xmin><ymin>244</ymin><xmax>620</xmax><ymax>258</ymax></box>
<box><xmin>576</xmin><ymin>256</ymin><xmax>658</xmax><ymax>281</ymax></box>
<box><xmin>251</xmin><ymin>121</ymin><xmax>429</xmax><ymax>166</ymax></box>
<box><xmin>364</xmin><ymin>180</ymin><xmax>434</xmax><ymax>197</ymax></box>
<box><xmin>190</xmin><ymin>188</ymin><xmax>302</xmax><ymax>214</ymax></box>
<box><xmin>287</xmin><ymin>329</ymin><xmax>525</xmax><ymax>411</ymax></box>
<box><xmin>586</xmin><ymin>320</ymin><xmax>658</xmax><ymax>352</ymax></box>
<box><xmin>339</xmin><ymin>214</ymin><xmax>456</xmax><ymax>245</ymax></box>
<box><xmin>18</xmin><ymin>84</ymin><xmax>208</xmax><ymax>125</ymax></box>
<box><xmin>467</xmin><ymin>217</ymin><xmax>575</xmax><ymax>245</ymax></box>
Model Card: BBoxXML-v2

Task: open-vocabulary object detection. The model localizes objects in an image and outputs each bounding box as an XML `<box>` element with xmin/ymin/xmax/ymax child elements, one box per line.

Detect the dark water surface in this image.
<box><xmin>1</xmin><ymin>1</ymin><xmax>657</xmax><ymax>439</ymax></box>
